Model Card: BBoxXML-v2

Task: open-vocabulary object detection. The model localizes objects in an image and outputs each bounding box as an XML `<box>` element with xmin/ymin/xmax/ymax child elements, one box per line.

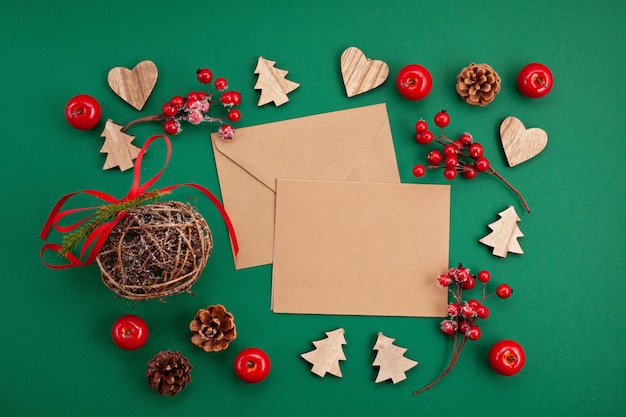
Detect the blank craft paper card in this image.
<box><xmin>271</xmin><ymin>179</ymin><xmax>450</xmax><ymax>317</ymax></box>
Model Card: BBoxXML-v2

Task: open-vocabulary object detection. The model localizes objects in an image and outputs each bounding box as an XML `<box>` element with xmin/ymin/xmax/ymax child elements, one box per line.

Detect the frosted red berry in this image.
<box><xmin>460</xmin><ymin>303</ymin><xmax>476</xmax><ymax>318</ymax></box>
<box><xmin>465</xmin><ymin>325</ymin><xmax>481</xmax><ymax>340</ymax></box>
<box><xmin>437</xmin><ymin>274</ymin><xmax>452</xmax><ymax>287</ymax></box>
<box><xmin>447</xmin><ymin>303</ymin><xmax>460</xmax><ymax>317</ymax></box>
<box><xmin>440</xmin><ymin>319</ymin><xmax>458</xmax><ymax>335</ymax></box>
<box><xmin>214</xmin><ymin>77</ymin><xmax>228</xmax><ymax>91</ymax></box>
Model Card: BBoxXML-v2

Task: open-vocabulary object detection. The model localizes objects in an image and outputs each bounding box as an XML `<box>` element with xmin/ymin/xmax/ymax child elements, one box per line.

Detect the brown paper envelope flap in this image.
<box><xmin>210</xmin><ymin>103</ymin><xmax>399</xmax><ymax>192</ymax></box>
<box><xmin>210</xmin><ymin>138</ymin><xmax>277</xmax><ymax>269</ymax></box>
<box><xmin>272</xmin><ymin>179</ymin><xmax>450</xmax><ymax>317</ymax></box>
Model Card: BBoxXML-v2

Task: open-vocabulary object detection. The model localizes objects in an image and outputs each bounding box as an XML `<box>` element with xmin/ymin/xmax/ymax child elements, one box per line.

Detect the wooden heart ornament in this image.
<box><xmin>500</xmin><ymin>116</ymin><xmax>548</xmax><ymax>167</ymax></box>
<box><xmin>107</xmin><ymin>60</ymin><xmax>158</xmax><ymax>111</ymax></box>
<box><xmin>340</xmin><ymin>47</ymin><xmax>389</xmax><ymax>97</ymax></box>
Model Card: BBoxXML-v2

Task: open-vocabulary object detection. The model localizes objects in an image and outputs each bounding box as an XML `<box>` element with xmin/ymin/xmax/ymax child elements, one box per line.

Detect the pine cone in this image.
<box><xmin>456</xmin><ymin>63</ymin><xmax>501</xmax><ymax>106</ymax></box>
<box><xmin>146</xmin><ymin>350</ymin><xmax>192</xmax><ymax>396</ymax></box>
<box><xmin>189</xmin><ymin>305</ymin><xmax>237</xmax><ymax>352</ymax></box>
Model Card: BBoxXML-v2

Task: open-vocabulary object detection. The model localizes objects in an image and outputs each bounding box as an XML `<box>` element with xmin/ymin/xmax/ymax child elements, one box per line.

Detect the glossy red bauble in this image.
<box><xmin>234</xmin><ymin>347</ymin><xmax>271</xmax><ymax>383</ymax></box>
<box><xmin>396</xmin><ymin>64</ymin><xmax>433</xmax><ymax>100</ymax></box>
<box><xmin>111</xmin><ymin>315</ymin><xmax>149</xmax><ymax>350</ymax></box>
<box><xmin>517</xmin><ymin>63</ymin><xmax>553</xmax><ymax>98</ymax></box>
<box><xmin>489</xmin><ymin>340</ymin><xmax>526</xmax><ymax>376</ymax></box>
<box><xmin>65</xmin><ymin>94</ymin><xmax>102</xmax><ymax>130</ymax></box>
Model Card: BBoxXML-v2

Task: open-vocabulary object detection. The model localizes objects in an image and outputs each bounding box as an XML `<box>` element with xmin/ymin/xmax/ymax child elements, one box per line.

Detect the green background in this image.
<box><xmin>1</xmin><ymin>1</ymin><xmax>624</xmax><ymax>416</ymax></box>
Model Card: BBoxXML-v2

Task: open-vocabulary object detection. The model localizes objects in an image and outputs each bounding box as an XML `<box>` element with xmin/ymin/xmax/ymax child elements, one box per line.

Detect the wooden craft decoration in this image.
<box><xmin>372</xmin><ymin>333</ymin><xmax>418</xmax><ymax>384</ymax></box>
<box><xmin>340</xmin><ymin>47</ymin><xmax>389</xmax><ymax>97</ymax></box>
<box><xmin>301</xmin><ymin>328</ymin><xmax>347</xmax><ymax>377</ymax></box>
<box><xmin>100</xmin><ymin>119</ymin><xmax>141</xmax><ymax>171</ymax></box>
<box><xmin>254</xmin><ymin>57</ymin><xmax>300</xmax><ymax>106</ymax></box>
<box><xmin>479</xmin><ymin>206</ymin><xmax>524</xmax><ymax>257</ymax></box>
<box><xmin>107</xmin><ymin>60</ymin><xmax>158</xmax><ymax>111</ymax></box>
<box><xmin>500</xmin><ymin>116</ymin><xmax>548</xmax><ymax>167</ymax></box>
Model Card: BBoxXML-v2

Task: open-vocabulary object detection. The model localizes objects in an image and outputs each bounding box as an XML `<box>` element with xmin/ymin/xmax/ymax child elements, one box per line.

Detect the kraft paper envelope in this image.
<box><xmin>210</xmin><ymin>103</ymin><xmax>400</xmax><ymax>269</ymax></box>
<box><xmin>272</xmin><ymin>179</ymin><xmax>450</xmax><ymax>317</ymax></box>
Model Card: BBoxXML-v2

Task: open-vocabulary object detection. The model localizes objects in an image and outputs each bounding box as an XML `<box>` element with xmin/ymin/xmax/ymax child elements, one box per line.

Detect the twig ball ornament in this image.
<box><xmin>96</xmin><ymin>201</ymin><xmax>213</xmax><ymax>300</ymax></box>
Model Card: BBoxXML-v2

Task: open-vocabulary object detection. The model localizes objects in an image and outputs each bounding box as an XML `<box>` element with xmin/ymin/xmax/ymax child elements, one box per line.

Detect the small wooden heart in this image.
<box><xmin>500</xmin><ymin>116</ymin><xmax>548</xmax><ymax>167</ymax></box>
<box><xmin>107</xmin><ymin>60</ymin><xmax>158</xmax><ymax>111</ymax></box>
<box><xmin>340</xmin><ymin>47</ymin><xmax>389</xmax><ymax>97</ymax></box>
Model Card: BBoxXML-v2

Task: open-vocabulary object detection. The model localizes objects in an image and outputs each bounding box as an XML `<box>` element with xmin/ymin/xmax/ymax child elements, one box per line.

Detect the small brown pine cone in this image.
<box><xmin>189</xmin><ymin>305</ymin><xmax>237</xmax><ymax>352</ymax></box>
<box><xmin>456</xmin><ymin>63</ymin><xmax>501</xmax><ymax>106</ymax></box>
<box><xmin>145</xmin><ymin>350</ymin><xmax>192</xmax><ymax>396</ymax></box>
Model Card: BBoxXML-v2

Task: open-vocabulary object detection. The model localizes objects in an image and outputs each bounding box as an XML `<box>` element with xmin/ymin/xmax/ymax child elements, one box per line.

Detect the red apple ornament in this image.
<box><xmin>488</xmin><ymin>339</ymin><xmax>526</xmax><ymax>376</ymax></box>
<box><xmin>111</xmin><ymin>314</ymin><xmax>149</xmax><ymax>350</ymax></box>
<box><xmin>234</xmin><ymin>347</ymin><xmax>271</xmax><ymax>383</ymax></box>
<box><xmin>517</xmin><ymin>63</ymin><xmax>553</xmax><ymax>98</ymax></box>
<box><xmin>396</xmin><ymin>64</ymin><xmax>433</xmax><ymax>100</ymax></box>
<box><xmin>65</xmin><ymin>94</ymin><xmax>102</xmax><ymax>130</ymax></box>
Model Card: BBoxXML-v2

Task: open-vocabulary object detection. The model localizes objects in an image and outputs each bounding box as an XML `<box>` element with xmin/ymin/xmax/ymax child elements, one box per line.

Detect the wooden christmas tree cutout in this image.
<box><xmin>301</xmin><ymin>328</ymin><xmax>347</xmax><ymax>377</ymax></box>
<box><xmin>500</xmin><ymin>116</ymin><xmax>548</xmax><ymax>167</ymax></box>
<box><xmin>340</xmin><ymin>47</ymin><xmax>389</xmax><ymax>97</ymax></box>
<box><xmin>100</xmin><ymin>119</ymin><xmax>141</xmax><ymax>171</ymax></box>
<box><xmin>479</xmin><ymin>206</ymin><xmax>524</xmax><ymax>257</ymax></box>
<box><xmin>107</xmin><ymin>60</ymin><xmax>158</xmax><ymax>111</ymax></box>
<box><xmin>372</xmin><ymin>333</ymin><xmax>418</xmax><ymax>384</ymax></box>
<box><xmin>254</xmin><ymin>57</ymin><xmax>300</xmax><ymax>106</ymax></box>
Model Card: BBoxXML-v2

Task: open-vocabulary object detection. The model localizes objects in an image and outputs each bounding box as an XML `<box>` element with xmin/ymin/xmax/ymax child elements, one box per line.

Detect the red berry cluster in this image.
<box><xmin>161</xmin><ymin>69</ymin><xmax>240</xmax><ymax>140</ymax></box>
<box><xmin>412</xmin><ymin>110</ymin><xmax>530</xmax><ymax>213</ymax></box>
<box><xmin>122</xmin><ymin>68</ymin><xmax>241</xmax><ymax>140</ymax></box>
<box><xmin>414</xmin><ymin>264</ymin><xmax>512</xmax><ymax>395</ymax></box>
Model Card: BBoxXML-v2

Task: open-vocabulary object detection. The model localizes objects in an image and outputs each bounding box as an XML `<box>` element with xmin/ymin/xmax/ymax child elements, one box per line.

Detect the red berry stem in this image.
<box><xmin>121</xmin><ymin>114</ymin><xmax>166</xmax><ymax>132</ymax></box>
<box><xmin>413</xmin><ymin>335</ymin><xmax>468</xmax><ymax>395</ymax></box>
<box><xmin>485</xmin><ymin>167</ymin><xmax>531</xmax><ymax>213</ymax></box>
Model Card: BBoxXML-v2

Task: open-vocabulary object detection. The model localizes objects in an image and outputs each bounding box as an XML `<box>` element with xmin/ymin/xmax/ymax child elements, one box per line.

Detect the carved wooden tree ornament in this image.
<box><xmin>301</xmin><ymin>328</ymin><xmax>347</xmax><ymax>378</ymax></box>
<box><xmin>372</xmin><ymin>333</ymin><xmax>418</xmax><ymax>384</ymax></box>
<box><xmin>254</xmin><ymin>57</ymin><xmax>300</xmax><ymax>106</ymax></box>
<box><xmin>479</xmin><ymin>206</ymin><xmax>524</xmax><ymax>257</ymax></box>
<box><xmin>100</xmin><ymin>119</ymin><xmax>141</xmax><ymax>171</ymax></box>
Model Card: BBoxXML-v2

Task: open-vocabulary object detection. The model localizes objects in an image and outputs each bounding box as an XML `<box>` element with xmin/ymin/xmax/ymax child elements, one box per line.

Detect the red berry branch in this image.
<box><xmin>412</xmin><ymin>110</ymin><xmax>530</xmax><ymax>213</ymax></box>
<box><xmin>413</xmin><ymin>264</ymin><xmax>512</xmax><ymax>395</ymax></box>
<box><xmin>121</xmin><ymin>68</ymin><xmax>241</xmax><ymax>140</ymax></box>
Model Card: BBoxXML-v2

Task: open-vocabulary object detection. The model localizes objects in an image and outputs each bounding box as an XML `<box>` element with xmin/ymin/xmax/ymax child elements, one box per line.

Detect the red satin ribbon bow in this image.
<box><xmin>40</xmin><ymin>134</ymin><xmax>238</xmax><ymax>269</ymax></box>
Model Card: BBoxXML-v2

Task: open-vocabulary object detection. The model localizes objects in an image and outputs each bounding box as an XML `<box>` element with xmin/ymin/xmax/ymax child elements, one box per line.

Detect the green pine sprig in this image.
<box><xmin>58</xmin><ymin>190</ymin><xmax>168</xmax><ymax>256</ymax></box>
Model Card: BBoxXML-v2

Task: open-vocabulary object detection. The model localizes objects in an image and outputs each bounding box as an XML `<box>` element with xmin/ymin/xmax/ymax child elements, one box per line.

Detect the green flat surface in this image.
<box><xmin>1</xmin><ymin>1</ymin><xmax>625</xmax><ymax>416</ymax></box>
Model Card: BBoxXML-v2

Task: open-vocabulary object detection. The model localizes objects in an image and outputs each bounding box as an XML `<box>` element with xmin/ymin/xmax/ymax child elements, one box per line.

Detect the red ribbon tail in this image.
<box><xmin>40</xmin><ymin>243</ymin><xmax>88</xmax><ymax>269</ymax></box>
